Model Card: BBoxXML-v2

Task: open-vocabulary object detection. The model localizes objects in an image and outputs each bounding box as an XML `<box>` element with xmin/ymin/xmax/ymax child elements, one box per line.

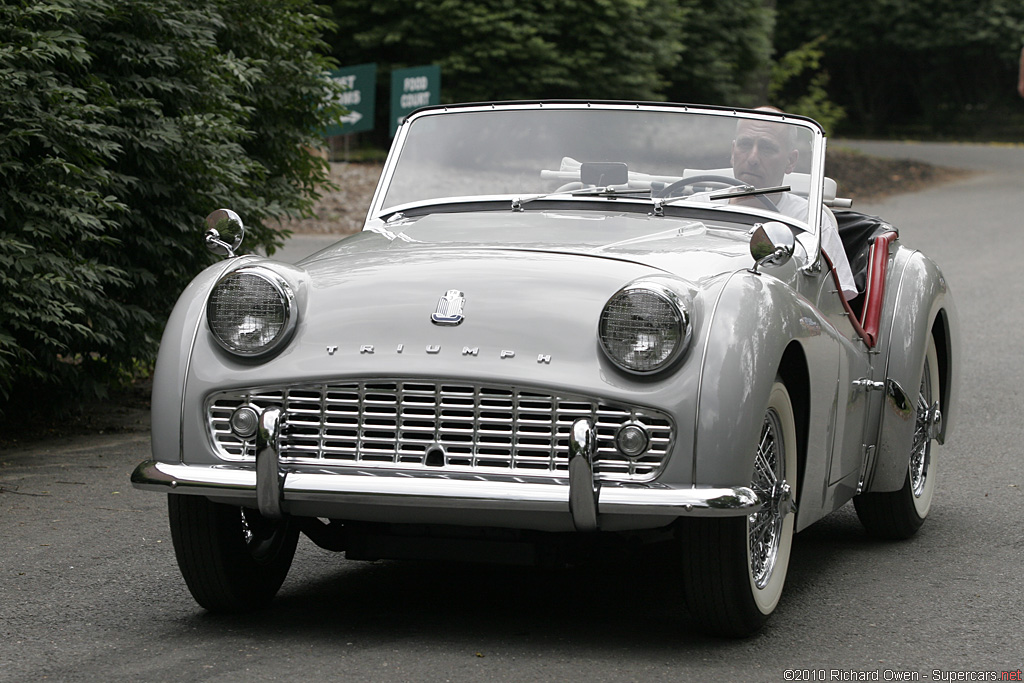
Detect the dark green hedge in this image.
<box><xmin>0</xmin><ymin>0</ymin><xmax>341</xmax><ymax>412</ymax></box>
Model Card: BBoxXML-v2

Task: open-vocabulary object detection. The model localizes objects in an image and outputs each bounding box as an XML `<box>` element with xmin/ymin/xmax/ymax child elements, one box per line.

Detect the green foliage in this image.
<box><xmin>665</xmin><ymin>0</ymin><xmax>775</xmax><ymax>107</ymax></box>
<box><xmin>770</xmin><ymin>36</ymin><xmax>846</xmax><ymax>135</ymax></box>
<box><xmin>322</xmin><ymin>0</ymin><xmax>780</xmax><ymax>141</ymax></box>
<box><xmin>326</xmin><ymin>0</ymin><xmax>686</xmax><ymax>106</ymax></box>
<box><xmin>0</xmin><ymin>0</ymin><xmax>342</xmax><ymax>411</ymax></box>
<box><xmin>776</xmin><ymin>0</ymin><xmax>1024</xmax><ymax>137</ymax></box>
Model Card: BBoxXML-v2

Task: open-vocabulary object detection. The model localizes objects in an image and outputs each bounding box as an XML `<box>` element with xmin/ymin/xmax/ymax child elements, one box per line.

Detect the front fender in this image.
<box><xmin>150</xmin><ymin>255</ymin><xmax>304</xmax><ymax>464</ymax></box>
<box><xmin>693</xmin><ymin>269</ymin><xmax>839</xmax><ymax>488</ymax></box>
<box><xmin>868</xmin><ymin>248</ymin><xmax>959</xmax><ymax>492</ymax></box>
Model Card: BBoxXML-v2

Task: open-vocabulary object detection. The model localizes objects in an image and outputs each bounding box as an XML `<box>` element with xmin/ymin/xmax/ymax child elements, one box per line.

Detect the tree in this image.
<box><xmin>0</xmin><ymin>0</ymin><xmax>342</xmax><ymax>413</ymax></box>
<box><xmin>327</xmin><ymin>0</ymin><xmax>685</xmax><ymax>103</ymax></box>
<box><xmin>664</xmin><ymin>0</ymin><xmax>775</xmax><ymax>107</ymax></box>
<box><xmin>323</xmin><ymin>0</ymin><xmax>783</xmax><ymax>144</ymax></box>
<box><xmin>776</xmin><ymin>0</ymin><xmax>1024</xmax><ymax>136</ymax></box>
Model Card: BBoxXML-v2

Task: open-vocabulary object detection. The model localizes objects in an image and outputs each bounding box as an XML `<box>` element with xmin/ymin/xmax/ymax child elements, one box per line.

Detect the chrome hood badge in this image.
<box><xmin>431</xmin><ymin>289</ymin><xmax>465</xmax><ymax>325</ymax></box>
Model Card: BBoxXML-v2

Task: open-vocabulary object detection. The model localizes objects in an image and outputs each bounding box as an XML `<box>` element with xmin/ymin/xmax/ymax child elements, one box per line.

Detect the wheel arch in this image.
<box><xmin>929</xmin><ymin>305</ymin><xmax>959</xmax><ymax>445</ymax></box>
<box><xmin>778</xmin><ymin>341</ymin><xmax>810</xmax><ymax>524</ymax></box>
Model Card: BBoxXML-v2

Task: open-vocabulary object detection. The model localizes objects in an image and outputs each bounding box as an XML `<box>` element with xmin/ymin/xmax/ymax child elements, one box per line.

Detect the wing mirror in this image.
<box><xmin>749</xmin><ymin>221</ymin><xmax>795</xmax><ymax>274</ymax></box>
<box><xmin>204</xmin><ymin>209</ymin><xmax>245</xmax><ymax>258</ymax></box>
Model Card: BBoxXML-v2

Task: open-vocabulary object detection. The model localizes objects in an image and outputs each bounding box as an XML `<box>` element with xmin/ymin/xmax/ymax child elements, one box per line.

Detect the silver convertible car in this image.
<box><xmin>132</xmin><ymin>102</ymin><xmax>959</xmax><ymax>636</ymax></box>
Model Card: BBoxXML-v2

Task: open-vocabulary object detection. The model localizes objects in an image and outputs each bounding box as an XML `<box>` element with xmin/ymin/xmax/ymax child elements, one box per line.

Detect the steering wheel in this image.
<box><xmin>657</xmin><ymin>174</ymin><xmax>778</xmax><ymax>212</ymax></box>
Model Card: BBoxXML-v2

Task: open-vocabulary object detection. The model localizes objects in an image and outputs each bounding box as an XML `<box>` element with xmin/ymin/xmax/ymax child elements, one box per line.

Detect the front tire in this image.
<box><xmin>682</xmin><ymin>380</ymin><xmax>798</xmax><ymax>637</ymax></box>
<box><xmin>168</xmin><ymin>494</ymin><xmax>299</xmax><ymax>612</ymax></box>
<box><xmin>854</xmin><ymin>335</ymin><xmax>941</xmax><ymax>539</ymax></box>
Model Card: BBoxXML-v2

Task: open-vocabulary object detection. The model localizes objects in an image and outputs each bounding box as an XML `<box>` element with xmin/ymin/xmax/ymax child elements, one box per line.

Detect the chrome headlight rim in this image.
<box><xmin>599</xmin><ymin>280</ymin><xmax>692</xmax><ymax>376</ymax></box>
<box><xmin>206</xmin><ymin>265</ymin><xmax>297</xmax><ymax>358</ymax></box>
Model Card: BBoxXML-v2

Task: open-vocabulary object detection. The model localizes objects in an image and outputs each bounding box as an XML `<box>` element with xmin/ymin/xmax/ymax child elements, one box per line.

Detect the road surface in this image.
<box><xmin>2</xmin><ymin>141</ymin><xmax>1021</xmax><ymax>681</ymax></box>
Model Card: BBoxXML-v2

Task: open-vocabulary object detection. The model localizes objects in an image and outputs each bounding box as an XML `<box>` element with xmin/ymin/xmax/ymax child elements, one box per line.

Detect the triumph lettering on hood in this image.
<box><xmin>325</xmin><ymin>344</ymin><xmax>552</xmax><ymax>363</ymax></box>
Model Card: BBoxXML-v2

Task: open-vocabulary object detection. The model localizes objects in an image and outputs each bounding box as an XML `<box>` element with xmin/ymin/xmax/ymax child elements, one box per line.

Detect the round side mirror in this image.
<box><xmin>749</xmin><ymin>221</ymin><xmax>795</xmax><ymax>273</ymax></box>
<box><xmin>205</xmin><ymin>209</ymin><xmax>245</xmax><ymax>258</ymax></box>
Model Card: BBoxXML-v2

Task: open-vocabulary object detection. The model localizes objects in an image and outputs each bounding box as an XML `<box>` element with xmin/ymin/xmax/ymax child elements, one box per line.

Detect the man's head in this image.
<box><xmin>731</xmin><ymin>106</ymin><xmax>799</xmax><ymax>188</ymax></box>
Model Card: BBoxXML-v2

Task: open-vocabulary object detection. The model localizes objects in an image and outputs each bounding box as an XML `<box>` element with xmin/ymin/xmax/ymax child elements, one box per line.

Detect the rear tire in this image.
<box><xmin>682</xmin><ymin>380</ymin><xmax>798</xmax><ymax>637</ymax></box>
<box><xmin>168</xmin><ymin>494</ymin><xmax>299</xmax><ymax>612</ymax></box>
<box><xmin>854</xmin><ymin>336</ymin><xmax>940</xmax><ymax>539</ymax></box>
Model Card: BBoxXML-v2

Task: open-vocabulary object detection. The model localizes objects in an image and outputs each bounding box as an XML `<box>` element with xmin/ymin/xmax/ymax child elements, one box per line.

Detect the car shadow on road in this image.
<box><xmin>174</xmin><ymin>503</ymin><xmax>908</xmax><ymax>651</ymax></box>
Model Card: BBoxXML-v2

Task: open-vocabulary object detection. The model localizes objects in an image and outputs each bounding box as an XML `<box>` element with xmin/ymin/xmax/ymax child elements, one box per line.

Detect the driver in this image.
<box><xmin>731</xmin><ymin>107</ymin><xmax>858</xmax><ymax>301</ymax></box>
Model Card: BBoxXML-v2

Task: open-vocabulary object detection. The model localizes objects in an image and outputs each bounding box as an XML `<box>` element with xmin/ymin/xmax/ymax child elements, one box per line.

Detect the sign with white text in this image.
<box><xmin>390</xmin><ymin>65</ymin><xmax>441</xmax><ymax>137</ymax></box>
<box><xmin>325</xmin><ymin>63</ymin><xmax>376</xmax><ymax>136</ymax></box>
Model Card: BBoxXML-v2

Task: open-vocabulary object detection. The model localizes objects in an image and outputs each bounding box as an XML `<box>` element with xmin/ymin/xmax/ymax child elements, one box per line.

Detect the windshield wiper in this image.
<box><xmin>512</xmin><ymin>186</ymin><xmax>651</xmax><ymax>211</ymax></box>
<box><xmin>650</xmin><ymin>184</ymin><xmax>790</xmax><ymax>216</ymax></box>
<box><xmin>709</xmin><ymin>185</ymin><xmax>790</xmax><ymax>201</ymax></box>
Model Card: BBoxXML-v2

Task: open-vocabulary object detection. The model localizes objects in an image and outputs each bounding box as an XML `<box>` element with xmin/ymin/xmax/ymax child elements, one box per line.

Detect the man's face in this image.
<box><xmin>731</xmin><ymin>119</ymin><xmax>799</xmax><ymax>188</ymax></box>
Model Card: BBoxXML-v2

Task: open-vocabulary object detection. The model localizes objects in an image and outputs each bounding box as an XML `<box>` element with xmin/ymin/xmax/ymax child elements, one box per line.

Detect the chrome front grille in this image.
<box><xmin>206</xmin><ymin>380</ymin><xmax>674</xmax><ymax>481</ymax></box>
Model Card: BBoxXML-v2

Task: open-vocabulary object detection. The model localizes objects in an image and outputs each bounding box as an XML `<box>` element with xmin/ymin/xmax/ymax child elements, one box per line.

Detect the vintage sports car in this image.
<box><xmin>132</xmin><ymin>102</ymin><xmax>959</xmax><ymax>636</ymax></box>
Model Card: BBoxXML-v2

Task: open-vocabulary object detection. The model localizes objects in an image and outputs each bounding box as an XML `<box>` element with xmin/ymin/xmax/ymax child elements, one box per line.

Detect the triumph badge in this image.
<box><xmin>431</xmin><ymin>289</ymin><xmax>465</xmax><ymax>325</ymax></box>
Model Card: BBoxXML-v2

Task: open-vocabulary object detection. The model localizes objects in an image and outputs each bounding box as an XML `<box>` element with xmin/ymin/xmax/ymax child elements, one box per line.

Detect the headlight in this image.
<box><xmin>207</xmin><ymin>267</ymin><xmax>296</xmax><ymax>357</ymax></box>
<box><xmin>599</xmin><ymin>282</ymin><xmax>691</xmax><ymax>374</ymax></box>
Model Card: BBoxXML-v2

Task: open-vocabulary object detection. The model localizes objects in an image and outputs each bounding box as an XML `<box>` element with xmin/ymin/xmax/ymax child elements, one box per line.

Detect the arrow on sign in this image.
<box><xmin>340</xmin><ymin>111</ymin><xmax>363</xmax><ymax>125</ymax></box>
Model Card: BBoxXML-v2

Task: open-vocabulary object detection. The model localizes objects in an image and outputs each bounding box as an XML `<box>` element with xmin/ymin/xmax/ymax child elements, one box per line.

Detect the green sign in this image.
<box><xmin>325</xmin><ymin>63</ymin><xmax>376</xmax><ymax>136</ymax></box>
<box><xmin>390</xmin><ymin>65</ymin><xmax>441</xmax><ymax>137</ymax></box>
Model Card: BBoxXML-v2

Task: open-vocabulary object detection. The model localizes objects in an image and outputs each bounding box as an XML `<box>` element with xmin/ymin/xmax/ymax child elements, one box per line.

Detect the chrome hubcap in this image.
<box><xmin>750</xmin><ymin>409</ymin><xmax>788</xmax><ymax>589</ymax></box>
<box><xmin>910</xmin><ymin>359</ymin><xmax>935</xmax><ymax>498</ymax></box>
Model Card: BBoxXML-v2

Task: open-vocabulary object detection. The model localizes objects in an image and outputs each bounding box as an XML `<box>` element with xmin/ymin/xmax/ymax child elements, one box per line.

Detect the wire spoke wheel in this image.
<box><xmin>681</xmin><ymin>379</ymin><xmax>797</xmax><ymax>637</ymax></box>
<box><xmin>749</xmin><ymin>409</ymin><xmax>785</xmax><ymax>590</ymax></box>
<box><xmin>909</xmin><ymin>371</ymin><xmax>934</xmax><ymax>499</ymax></box>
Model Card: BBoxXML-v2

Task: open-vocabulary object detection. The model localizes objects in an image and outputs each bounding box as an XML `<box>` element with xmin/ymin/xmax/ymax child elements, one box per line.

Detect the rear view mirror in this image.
<box><xmin>581</xmin><ymin>162</ymin><xmax>628</xmax><ymax>187</ymax></box>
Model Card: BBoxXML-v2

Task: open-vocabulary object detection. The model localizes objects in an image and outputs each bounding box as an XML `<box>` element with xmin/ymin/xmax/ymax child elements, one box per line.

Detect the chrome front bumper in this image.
<box><xmin>131</xmin><ymin>417</ymin><xmax>762</xmax><ymax>531</ymax></box>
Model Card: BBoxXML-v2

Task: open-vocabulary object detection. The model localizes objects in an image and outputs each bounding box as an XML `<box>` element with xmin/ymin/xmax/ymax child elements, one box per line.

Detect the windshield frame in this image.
<box><xmin>366</xmin><ymin>101</ymin><xmax>827</xmax><ymax>257</ymax></box>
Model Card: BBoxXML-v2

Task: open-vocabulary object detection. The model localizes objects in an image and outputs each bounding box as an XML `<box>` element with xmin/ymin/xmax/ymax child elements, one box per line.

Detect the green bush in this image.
<box><xmin>0</xmin><ymin>0</ymin><xmax>342</xmax><ymax>412</ymax></box>
<box><xmin>770</xmin><ymin>36</ymin><xmax>846</xmax><ymax>135</ymax></box>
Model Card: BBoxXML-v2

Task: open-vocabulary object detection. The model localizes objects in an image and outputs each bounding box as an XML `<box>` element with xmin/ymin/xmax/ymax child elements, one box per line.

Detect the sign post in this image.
<box><xmin>325</xmin><ymin>63</ymin><xmax>376</xmax><ymax>137</ymax></box>
<box><xmin>390</xmin><ymin>65</ymin><xmax>441</xmax><ymax>137</ymax></box>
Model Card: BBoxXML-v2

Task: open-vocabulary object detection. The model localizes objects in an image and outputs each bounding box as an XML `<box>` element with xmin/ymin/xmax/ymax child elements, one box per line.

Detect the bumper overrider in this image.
<box><xmin>131</xmin><ymin>414</ymin><xmax>764</xmax><ymax>532</ymax></box>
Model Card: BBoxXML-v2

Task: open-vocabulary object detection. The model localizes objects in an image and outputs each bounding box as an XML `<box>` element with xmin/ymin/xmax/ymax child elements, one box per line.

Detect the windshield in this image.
<box><xmin>379</xmin><ymin>105</ymin><xmax>823</xmax><ymax>227</ymax></box>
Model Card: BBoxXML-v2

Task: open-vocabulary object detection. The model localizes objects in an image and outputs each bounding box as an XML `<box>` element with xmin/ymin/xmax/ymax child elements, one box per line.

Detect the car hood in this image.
<box><xmin>298</xmin><ymin>209</ymin><xmax>754</xmax><ymax>285</ymax></box>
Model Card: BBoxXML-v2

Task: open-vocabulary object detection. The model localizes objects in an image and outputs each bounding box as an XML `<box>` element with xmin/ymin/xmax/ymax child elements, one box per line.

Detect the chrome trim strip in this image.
<box><xmin>131</xmin><ymin>460</ymin><xmax>763</xmax><ymax>518</ymax></box>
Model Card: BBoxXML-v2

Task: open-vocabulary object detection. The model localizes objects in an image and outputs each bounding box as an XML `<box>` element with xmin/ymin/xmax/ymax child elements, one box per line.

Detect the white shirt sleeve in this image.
<box><xmin>775</xmin><ymin>193</ymin><xmax>858</xmax><ymax>301</ymax></box>
<box><xmin>819</xmin><ymin>210</ymin><xmax>858</xmax><ymax>301</ymax></box>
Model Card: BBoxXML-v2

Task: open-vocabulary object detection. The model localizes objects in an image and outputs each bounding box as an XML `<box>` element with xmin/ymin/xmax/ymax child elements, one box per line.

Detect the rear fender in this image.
<box><xmin>868</xmin><ymin>249</ymin><xmax>959</xmax><ymax>492</ymax></box>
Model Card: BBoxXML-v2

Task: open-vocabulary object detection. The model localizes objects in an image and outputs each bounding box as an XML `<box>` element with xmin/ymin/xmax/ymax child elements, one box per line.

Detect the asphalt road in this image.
<box><xmin>2</xmin><ymin>142</ymin><xmax>1022</xmax><ymax>682</ymax></box>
